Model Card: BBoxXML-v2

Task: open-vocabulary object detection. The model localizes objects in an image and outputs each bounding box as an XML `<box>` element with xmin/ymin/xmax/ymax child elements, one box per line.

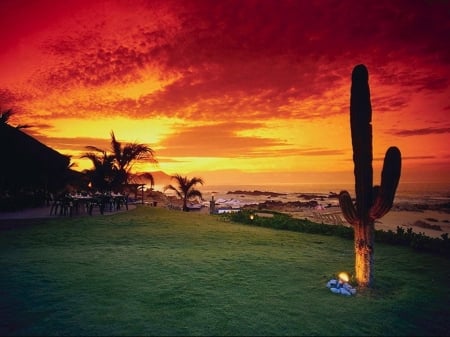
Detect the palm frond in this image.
<box><xmin>187</xmin><ymin>189</ymin><xmax>203</xmax><ymax>200</ymax></box>
<box><xmin>110</xmin><ymin>131</ymin><xmax>123</xmax><ymax>163</ymax></box>
<box><xmin>0</xmin><ymin>109</ymin><xmax>13</xmax><ymax>124</ymax></box>
<box><xmin>85</xmin><ymin>145</ymin><xmax>105</xmax><ymax>153</ymax></box>
<box><xmin>164</xmin><ymin>184</ymin><xmax>183</xmax><ymax>199</ymax></box>
<box><xmin>16</xmin><ymin>124</ymin><xmax>31</xmax><ymax>129</ymax></box>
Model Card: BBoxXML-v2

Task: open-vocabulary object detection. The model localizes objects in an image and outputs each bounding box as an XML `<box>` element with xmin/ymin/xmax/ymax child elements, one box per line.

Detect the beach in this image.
<box><xmin>373</xmin><ymin>209</ymin><xmax>450</xmax><ymax>239</ymax></box>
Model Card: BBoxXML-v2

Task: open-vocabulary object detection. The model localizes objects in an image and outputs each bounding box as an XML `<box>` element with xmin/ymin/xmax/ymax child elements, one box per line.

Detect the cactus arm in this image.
<box><xmin>350</xmin><ymin>64</ymin><xmax>373</xmax><ymax>219</ymax></box>
<box><xmin>370</xmin><ymin>146</ymin><xmax>402</xmax><ymax>220</ymax></box>
<box><xmin>338</xmin><ymin>191</ymin><xmax>359</xmax><ymax>226</ymax></box>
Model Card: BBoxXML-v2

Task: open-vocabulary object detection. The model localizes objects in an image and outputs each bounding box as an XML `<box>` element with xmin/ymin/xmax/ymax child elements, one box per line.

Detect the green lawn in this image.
<box><xmin>1</xmin><ymin>206</ymin><xmax>449</xmax><ymax>336</ymax></box>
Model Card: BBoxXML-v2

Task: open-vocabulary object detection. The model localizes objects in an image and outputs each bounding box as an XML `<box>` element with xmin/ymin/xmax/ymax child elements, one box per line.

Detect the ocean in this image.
<box><xmin>196</xmin><ymin>181</ymin><xmax>450</xmax><ymax>207</ymax></box>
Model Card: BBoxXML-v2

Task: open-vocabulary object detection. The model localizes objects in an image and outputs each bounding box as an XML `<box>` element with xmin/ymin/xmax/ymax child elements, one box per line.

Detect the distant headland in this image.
<box><xmin>226</xmin><ymin>190</ymin><xmax>287</xmax><ymax>197</ymax></box>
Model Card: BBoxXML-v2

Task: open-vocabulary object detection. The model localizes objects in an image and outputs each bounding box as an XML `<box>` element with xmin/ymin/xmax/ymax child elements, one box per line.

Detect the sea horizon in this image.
<box><xmin>197</xmin><ymin>181</ymin><xmax>450</xmax><ymax>206</ymax></box>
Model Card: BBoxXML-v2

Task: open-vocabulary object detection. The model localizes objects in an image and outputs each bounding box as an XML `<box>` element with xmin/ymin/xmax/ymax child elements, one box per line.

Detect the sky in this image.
<box><xmin>1</xmin><ymin>0</ymin><xmax>449</xmax><ymax>189</ymax></box>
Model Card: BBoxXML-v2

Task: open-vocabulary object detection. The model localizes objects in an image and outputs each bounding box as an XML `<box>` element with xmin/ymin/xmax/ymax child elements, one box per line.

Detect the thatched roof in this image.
<box><xmin>0</xmin><ymin>123</ymin><xmax>70</xmax><ymax>192</ymax></box>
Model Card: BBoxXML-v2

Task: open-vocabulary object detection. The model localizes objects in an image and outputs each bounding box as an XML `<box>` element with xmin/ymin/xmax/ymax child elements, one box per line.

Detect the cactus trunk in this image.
<box><xmin>351</xmin><ymin>64</ymin><xmax>375</xmax><ymax>287</ymax></box>
<box><xmin>350</xmin><ymin>65</ymin><xmax>373</xmax><ymax>221</ymax></box>
<box><xmin>339</xmin><ymin>64</ymin><xmax>401</xmax><ymax>288</ymax></box>
<box><xmin>354</xmin><ymin>222</ymin><xmax>375</xmax><ymax>287</ymax></box>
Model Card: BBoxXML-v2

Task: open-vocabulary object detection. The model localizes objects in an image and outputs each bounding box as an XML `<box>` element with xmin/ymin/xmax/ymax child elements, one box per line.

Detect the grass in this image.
<box><xmin>1</xmin><ymin>206</ymin><xmax>449</xmax><ymax>336</ymax></box>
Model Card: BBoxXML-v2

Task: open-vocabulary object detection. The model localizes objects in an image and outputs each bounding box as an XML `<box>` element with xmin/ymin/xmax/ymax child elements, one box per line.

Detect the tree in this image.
<box><xmin>1</xmin><ymin>109</ymin><xmax>31</xmax><ymax>129</ymax></box>
<box><xmin>338</xmin><ymin>65</ymin><xmax>401</xmax><ymax>288</ymax></box>
<box><xmin>82</xmin><ymin>131</ymin><xmax>157</xmax><ymax>192</ymax></box>
<box><xmin>81</xmin><ymin>148</ymin><xmax>116</xmax><ymax>192</ymax></box>
<box><xmin>109</xmin><ymin>131</ymin><xmax>156</xmax><ymax>187</ymax></box>
<box><xmin>0</xmin><ymin>109</ymin><xmax>13</xmax><ymax>124</ymax></box>
<box><xmin>129</xmin><ymin>172</ymin><xmax>155</xmax><ymax>187</ymax></box>
<box><xmin>164</xmin><ymin>174</ymin><xmax>204</xmax><ymax>211</ymax></box>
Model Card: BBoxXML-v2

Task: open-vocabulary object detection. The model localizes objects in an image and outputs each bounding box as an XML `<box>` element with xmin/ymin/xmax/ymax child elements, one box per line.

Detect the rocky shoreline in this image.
<box><xmin>226</xmin><ymin>190</ymin><xmax>287</xmax><ymax>197</ymax></box>
<box><xmin>392</xmin><ymin>201</ymin><xmax>450</xmax><ymax>213</ymax></box>
<box><xmin>227</xmin><ymin>189</ymin><xmax>450</xmax><ymax>213</ymax></box>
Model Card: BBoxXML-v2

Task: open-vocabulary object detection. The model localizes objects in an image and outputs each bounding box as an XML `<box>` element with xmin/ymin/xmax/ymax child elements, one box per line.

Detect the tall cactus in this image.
<box><xmin>338</xmin><ymin>64</ymin><xmax>402</xmax><ymax>288</ymax></box>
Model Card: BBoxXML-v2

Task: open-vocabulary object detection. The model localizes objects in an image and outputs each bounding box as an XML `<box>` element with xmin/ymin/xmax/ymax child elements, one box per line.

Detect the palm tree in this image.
<box><xmin>164</xmin><ymin>174</ymin><xmax>204</xmax><ymax>211</ymax></box>
<box><xmin>81</xmin><ymin>147</ymin><xmax>116</xmax><ymax>192</ymax></box>
<box><xmin>129</xmin><ymin>172</ymin><xmax>155</xmax><ymax>188</ymax></box>
<box><xmin>82</xmin><ymin>131</ymin><xmax>157</xmax><ymax>192</ymax></box>
<box><xmin>109</xmin><ymin>131</ymin><xmax>156</xmax><ymax>187</ymax></box>
<box><xmin>1</xmin><ymin>109</ymin><xmax>30</xmax><ymax>129</ymax></box>
<box><xmin>0</xmin><ymin>109</ymin><xmax>13</xmax><ymax>124</ymax></box>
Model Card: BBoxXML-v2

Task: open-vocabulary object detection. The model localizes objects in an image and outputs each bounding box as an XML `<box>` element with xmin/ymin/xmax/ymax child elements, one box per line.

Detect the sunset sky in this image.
<box><xmin>1</xmin><ymin>0</ymin><xmax>449</xmax><ymax>188</ymax></box>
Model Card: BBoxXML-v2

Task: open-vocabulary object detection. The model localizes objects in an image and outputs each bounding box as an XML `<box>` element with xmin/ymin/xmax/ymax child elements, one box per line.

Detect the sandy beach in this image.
<box><xmin>254</xmin><ymin>206</ymin><xmax>449</xmax><ymax>239</ymax></box>
<box><xmin>372</xmin><ymin>209</ymin><xmax>450</xmax><ymax>239</ymax></box>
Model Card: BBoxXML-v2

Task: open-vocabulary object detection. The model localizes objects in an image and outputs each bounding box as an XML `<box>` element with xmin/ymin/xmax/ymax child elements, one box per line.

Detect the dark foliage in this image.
<box><xmin>223</xmin><ymin>210</ymin><xmax>450</xmax><ymax>258</ymax></box>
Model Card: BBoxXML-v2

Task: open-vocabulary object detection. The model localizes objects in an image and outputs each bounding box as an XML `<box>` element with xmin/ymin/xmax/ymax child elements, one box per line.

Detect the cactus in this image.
<box><xmin>338</xmin><ymin>64</ymin><xmax>401</xmax><ymax>288</ymax></box>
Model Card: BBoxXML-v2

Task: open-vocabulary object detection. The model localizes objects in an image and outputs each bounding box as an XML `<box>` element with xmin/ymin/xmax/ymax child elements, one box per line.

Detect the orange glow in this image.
<box><xmin>338</xmin><ymin>272</ymin><xmax>350</xmax><ymax>283</ymax></box>
<box><xmin>1</xmin><ymin>0</ymin><xmax>449</xmax><ymax>187</ymax></box>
